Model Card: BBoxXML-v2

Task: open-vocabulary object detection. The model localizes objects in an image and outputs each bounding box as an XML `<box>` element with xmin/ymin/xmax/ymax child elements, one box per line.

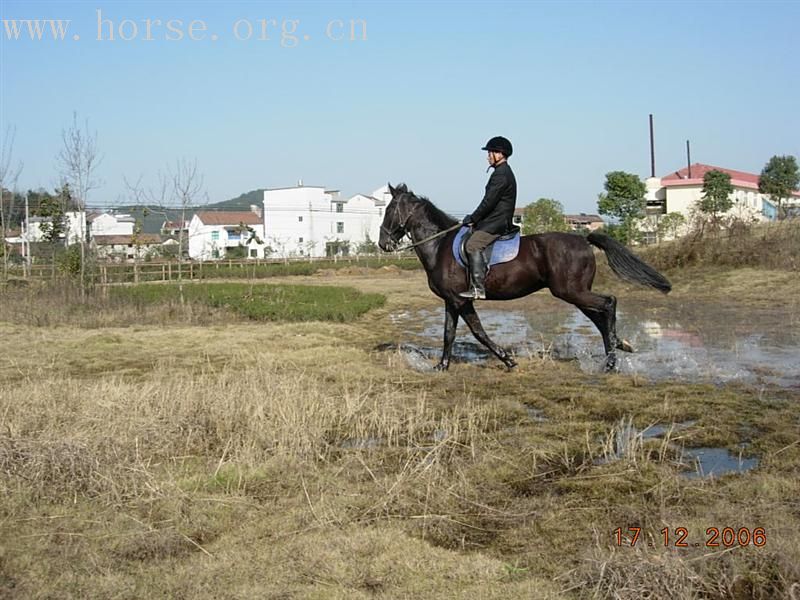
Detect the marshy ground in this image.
<box><xmin>1</xmin><ymin>252</ymin><xmax>799</xmax><ymax>598</ymax></box>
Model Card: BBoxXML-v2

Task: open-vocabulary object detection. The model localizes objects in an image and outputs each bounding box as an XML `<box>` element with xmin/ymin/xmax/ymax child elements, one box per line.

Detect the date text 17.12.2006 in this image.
<box><xmin>614</xmin><ymin>527</ymin><xmax>766</xmax><ymax>548</ymax></box>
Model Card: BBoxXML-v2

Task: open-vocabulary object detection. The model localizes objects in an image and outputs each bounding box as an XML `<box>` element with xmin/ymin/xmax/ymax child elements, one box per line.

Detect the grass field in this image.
<box><xmin>112</xmin><ymin>282</ymin><xmax>386</xmax><ymax>322</ymax></box>
<box><xmin>1</xmin><ymin>240</ymin><xmax>799</xmax><ymax>598</ymax></box>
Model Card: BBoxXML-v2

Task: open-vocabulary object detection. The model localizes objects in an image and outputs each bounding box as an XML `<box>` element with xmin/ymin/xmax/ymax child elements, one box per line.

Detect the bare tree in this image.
<box><xmin>0</xmin><ymin>126</ymin><xmax>23</xmax><ymax>280</ymax></box>
<box><xmin>171</xmin><ymin>159</ymin><xmax>203</xmax><ymax>262</ymax></box>
<box><xmin>124</xmin><ymin>160</ymin><xmax>205</xmax><ymax>304</ymax></box>
<box><xmin>124</xmin><ymin>173</ymin><xmax>172</xmax><ymax>282</ymax></box>
<box><xmin>169</xmin><ymin>159</ymin><xmax>205</xmax><ymax>304</ymax></box>
<box><xmin>57</xmin><ymin>112</ymin><xmax>102</xmax><ymax>297</ymax></box>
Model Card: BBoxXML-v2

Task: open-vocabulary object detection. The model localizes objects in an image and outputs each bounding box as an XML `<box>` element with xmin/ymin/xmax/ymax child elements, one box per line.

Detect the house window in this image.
<box><xmin>336</xmin><ymin>222</ymin><xmax>344</xmax><ymax>234</ymax></box>
<box><xmin>336</xmin><ymin>203</ymin><xmax>343</xmax><ymax>213</ymax></box>
<box><xmin>298</xmin><ymin>216</ymin><xmax>303</xmax><ymax>222</ymax></box>
<box><xmin>642</xmin><ymin>231</ymin><xmax>657</xmax><ymax>245</ymax></box>
<box><xmin>250</xmin><ymin>249</ymin><xmax>257</xmax><ymax>258</ymax></box>
<box><xmin>211</xmin><ymin>230</ymin><xmax>219</xmax><ymax>241</ymax></box>
<box><xmin>298</xmin><ymin>237</ymin><xmax>303</xmax><ymax>243</ymax></box>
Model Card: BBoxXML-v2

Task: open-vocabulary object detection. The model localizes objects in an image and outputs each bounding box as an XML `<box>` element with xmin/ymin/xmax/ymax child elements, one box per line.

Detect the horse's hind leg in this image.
<box><xmin>557</xmin><ymin>290</ymin><xmax>620</xmax><ymax>372</ymax></box>
<box><xmin>578</xmin><ymin>296</ymin><xmax>619</xmax><ymax>371</ymax></box>
<box><xmin>435</xmin><ymin>301</ymin><xmax>459</xmax><ymax>371</ymax></box>
<box><xmin>459</xmin><ymin>302</ymin><xmax>517</xmax><ymax>370</ymax></box>
<box><xmin>580</xmin><ymin>294</ymin><xmax>633</xmax><ymax>354</ymax></box>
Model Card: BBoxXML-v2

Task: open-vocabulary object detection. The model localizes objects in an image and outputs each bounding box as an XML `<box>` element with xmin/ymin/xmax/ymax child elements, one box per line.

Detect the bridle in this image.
<box><xmin>380</xmin><ymin>197</ymin><xmax>413</xmax><ymax>247</ymax></box>
<box><xmin>380</xmin><ymin>195</ymin><xmax>461</xmax><ymax>252</ymax></box>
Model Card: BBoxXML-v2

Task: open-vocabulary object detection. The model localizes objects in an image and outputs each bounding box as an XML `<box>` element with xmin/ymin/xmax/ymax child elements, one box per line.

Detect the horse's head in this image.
<box><xmin>379</xmin><ymin>183</ymin><xmax>414</xmax><ymax>251</ymax></box>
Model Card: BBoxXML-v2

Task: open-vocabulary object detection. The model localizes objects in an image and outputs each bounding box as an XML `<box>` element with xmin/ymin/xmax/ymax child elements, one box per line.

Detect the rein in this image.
<box><xmin>393</xmin><ymin>223</ymin><xmax>462</xmax><ymax>252</ymax></box>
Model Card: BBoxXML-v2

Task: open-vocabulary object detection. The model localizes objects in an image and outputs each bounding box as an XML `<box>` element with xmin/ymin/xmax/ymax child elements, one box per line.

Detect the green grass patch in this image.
<box><xmin>196</xmin><ymin>256</ymin><xmax>420</xmax><ymax>280</ymax></box>
<box><xmin>113</xmin><ymin>282</ymin><xmax>385</xmax><ymax>322</ymax></box>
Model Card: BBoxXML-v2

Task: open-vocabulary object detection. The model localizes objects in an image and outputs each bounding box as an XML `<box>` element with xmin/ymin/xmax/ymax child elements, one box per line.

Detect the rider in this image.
<box><xmin>459</xmin><ymin>136</ymin><xmax>517</xmax><ymax>299</ymax></box>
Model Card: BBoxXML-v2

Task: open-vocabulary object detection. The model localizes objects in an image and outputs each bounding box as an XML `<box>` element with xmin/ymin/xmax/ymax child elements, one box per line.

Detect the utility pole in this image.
<box><xmin>24</xmin><ymin>190</ymin><xmax>31</xmax><ymax>277</ymax></box>
<box><xmin>649</xmin><ymin>114</ymin><xmax>656</xmax><ymax>178</ymax></box>
<box><xmin>686</xmin><ymin>140</ymin><xmax>692</xmax><ymax>178</ymax></box>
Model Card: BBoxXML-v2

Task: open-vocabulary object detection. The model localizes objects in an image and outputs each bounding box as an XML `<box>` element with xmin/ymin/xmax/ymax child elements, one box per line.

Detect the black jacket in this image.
<box><xmin>468</xmin><ymin>161</ymin><xmax>517</xmax><ymax>235</ymax></box>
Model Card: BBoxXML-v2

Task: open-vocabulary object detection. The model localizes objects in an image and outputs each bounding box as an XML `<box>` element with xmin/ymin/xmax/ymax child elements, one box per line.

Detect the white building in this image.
<box><xmin>161</xmin><ymin>220</ymin><xmax>189</xmax><ymax>236</ymax></box>
<box><xmin>641</xmin><ymin>163</ymin><xmax>800</xmax><ymax>240</ymax></box>
<box><xmin>262</xmin><ymin>183</ymin><xmax>386</xmax><ymax>258</ymax></box>
<box><xmin>187</xmin><ymin>210</ymin><xmax>266</xmax><ymax>260</ymax></box>
<box><xmin>92</xmin><ymin>234</ymin><xmax>164</xmax><ymax>262</ymax></box>
<box><xmin>88</xmin><ymin>212</ymin><xmax>135</xmax><ymax>237</ymax></box>
<box><xmin>22</xmin><ymin>211</ymin><xmax>86</xmax><ymax>245</ymax></box>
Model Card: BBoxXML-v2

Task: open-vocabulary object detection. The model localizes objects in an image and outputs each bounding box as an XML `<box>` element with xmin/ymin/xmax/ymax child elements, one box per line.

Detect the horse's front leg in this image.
<box><xmin>459</xmin><ymin>302</ymin><xmax>517</xmax><ymax>370</ymax></box>
<box><xmin>434</xmin><ymin>301</ymin><xmax>459</xmax><ymax>371</ymax></box>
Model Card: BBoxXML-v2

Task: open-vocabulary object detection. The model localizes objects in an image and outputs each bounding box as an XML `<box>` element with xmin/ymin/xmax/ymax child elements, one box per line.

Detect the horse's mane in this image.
<box><xmin>398</xmin><ymin>184</ymin><xmax>458</xmax><ymax>230</ymax></box>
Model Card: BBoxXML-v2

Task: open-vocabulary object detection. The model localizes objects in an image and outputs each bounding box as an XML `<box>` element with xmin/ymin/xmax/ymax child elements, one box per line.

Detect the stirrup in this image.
<box><xmin>459</xmin><ymin>287</ymin><xmax>485</xmax><ymax>300</ymax></box>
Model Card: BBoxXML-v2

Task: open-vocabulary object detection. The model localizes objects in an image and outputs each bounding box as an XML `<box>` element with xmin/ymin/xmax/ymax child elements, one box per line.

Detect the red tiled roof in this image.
<box><xmin>162</xmin><ymin>220</ymin><xmax>188</xmax><ymax>229</ymax></box>
<box><xmin>93</xmin><ymin>234</ymin><xmax>162</xmax><ymax>245</ymax></box>
<box><xmin>661</xmin><ymin>163</ymin><xmax>800</xmax><ymax>197</ymax></box>
<box><xmin>565</xmin><ymin>214</ymin><xmax>603</xmax><ymax>223</ymax></box>
<box><xmin>662</xmin><ymin>163</ymin><xmax>760</xmax><ymax>185</ymax></box>
<box><xmin>195</xmin><ymin>211</ymin><xmax>262</xmax><ymax>226</ymax></box>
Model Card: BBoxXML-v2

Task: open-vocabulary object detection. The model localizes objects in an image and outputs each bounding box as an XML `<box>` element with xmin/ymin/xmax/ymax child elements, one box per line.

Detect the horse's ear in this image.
<box><xmin>397</xmin><ymin>183</ymin><xmax>408</xmax><ymax>193</ymax></box>
<box><xmin>388</xmin><ymin>182</ymin><xmax>396</xmax><ymax>197</ymax></box>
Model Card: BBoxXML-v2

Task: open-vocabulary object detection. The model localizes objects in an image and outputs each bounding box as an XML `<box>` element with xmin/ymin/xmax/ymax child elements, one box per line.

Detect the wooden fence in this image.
<box><xmin>3</xmin><ymin>254</ymin><xmax>418</xmax><ymax>285</ymax></box>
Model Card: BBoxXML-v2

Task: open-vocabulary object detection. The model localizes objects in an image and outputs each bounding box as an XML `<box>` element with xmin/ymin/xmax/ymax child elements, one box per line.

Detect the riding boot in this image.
<box><xmin>459</xmin><ymin>250</ymin><xmax>487</xmax><ymax>299</ymax></box>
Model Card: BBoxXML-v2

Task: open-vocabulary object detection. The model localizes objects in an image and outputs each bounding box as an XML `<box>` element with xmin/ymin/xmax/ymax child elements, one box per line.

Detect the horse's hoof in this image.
<box><xmin>504</xmin><ymin>359</ymin><xmax>518</xmax><ymax>371</ymax></box>
<box><xmin>618</xmin><ymin>339</ymin><xmax>634</xmax><ymax>353</ymax></box>
<box><xmin>434</xmin><ymin>362</ymin><xmax>449</xmax><ymax>372</ymax></box>
<box><xmin>603</xmin><ymin>355</ymin><xmax>618</xmax><ymax>373</ymax></box>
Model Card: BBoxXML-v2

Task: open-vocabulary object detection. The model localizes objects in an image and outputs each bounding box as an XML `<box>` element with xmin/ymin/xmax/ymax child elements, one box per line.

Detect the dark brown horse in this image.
<box><xmin>378</xmin><ymin>184</ymin><xmax>671</xmax><ymax>372</ymax></box>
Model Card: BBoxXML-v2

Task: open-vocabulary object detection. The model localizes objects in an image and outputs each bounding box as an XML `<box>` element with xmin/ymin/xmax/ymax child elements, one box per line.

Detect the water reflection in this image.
<box><xmin>681</xmin><ymin>447</ymin><xmax>759</xmax><ymax>479</ymax></box>
<box><xmin>390</xmin><ymin>304</ymin><xmax>800</xmax><ymax>388</ymax></box>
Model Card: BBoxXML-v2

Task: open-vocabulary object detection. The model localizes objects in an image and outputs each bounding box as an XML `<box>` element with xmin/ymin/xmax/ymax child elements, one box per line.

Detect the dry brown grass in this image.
<box><xmin>642</xmin><ymin>218</ymin><xmax>800</xmax><ymax>272</ymax></box>
<box><xmin>1</xmin><ymin>266</ymin><xmax>799</xmax><ymax>598</ymax></box>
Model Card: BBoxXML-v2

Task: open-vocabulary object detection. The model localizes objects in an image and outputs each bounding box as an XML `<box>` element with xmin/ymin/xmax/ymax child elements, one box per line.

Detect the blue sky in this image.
<box><xmin>2</xmin><ymin>0</ymin><xmax>798</xmax><ymax>215</ymax></box>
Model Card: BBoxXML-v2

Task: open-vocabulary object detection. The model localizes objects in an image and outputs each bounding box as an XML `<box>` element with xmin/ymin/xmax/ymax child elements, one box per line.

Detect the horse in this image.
<box><xmin>378</xmin><ymin>183</ymin><xmax>671</xmax><ymax>372</ymax></box>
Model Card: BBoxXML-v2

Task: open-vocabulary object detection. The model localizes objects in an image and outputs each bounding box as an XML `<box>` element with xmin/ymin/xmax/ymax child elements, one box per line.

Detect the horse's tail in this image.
<box><xmin>587</xmin><ymin>232</ymin><xmax>671</xmax><ymax>294</ymax></box>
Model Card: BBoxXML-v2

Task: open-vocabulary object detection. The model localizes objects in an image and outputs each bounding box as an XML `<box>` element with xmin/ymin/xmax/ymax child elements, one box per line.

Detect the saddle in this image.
<box><xmin>453</xmin><ymin>226</ymin><xmax>521</xmax><ymax>269</ymax></box>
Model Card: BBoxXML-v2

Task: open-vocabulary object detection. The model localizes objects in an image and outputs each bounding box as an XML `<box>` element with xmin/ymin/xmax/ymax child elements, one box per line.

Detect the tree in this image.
<box><xmin>125</xmin><ymin>159</ymin><xmax>206</xmax><ymax>300</ymax></box>
<box><xmin>171</xmin><ymin>159</ymin><xmax>204</xmax><ymax>288</ymax></box>
<box><xmin>0</xmin><ymin>126</ymin><xmax>23</xmax><ymax>280</ymax></box>
<box><xmin>759</xmin><ymin>155</ymin><xmax>799</xmax><ymax>220</ymax></box>
<box><xmin>656</xmin><ymin>212</ymin><xmax>686</xmax><ymax>241</ymax></box>
<box><xmin>58</xmin><ymin>113</ymin><xmax>102</xmax><ymax>296</ymax></box>
<box><xmin>521</xmin><ymin>198</ymin><xmax>568</xmax><ymax>235</ymax></box>
<box><xmin>37</xmin><ymin>191</ymin><xmax>68</xmax><ymax>243</ymax></box>
<box><xmin>597</xmin><ymin>171</ymin><xmax>646</xmax><ymax>245</ymax></box>
<box><xmin>699</xmin><ymin>169</ymin><xmax>734</xmax><ymax>225</ymax></box>
<box><xmin>356</xmin><ymin>234</ymin><xmax>378</xmax><ymax>255</ymax></box>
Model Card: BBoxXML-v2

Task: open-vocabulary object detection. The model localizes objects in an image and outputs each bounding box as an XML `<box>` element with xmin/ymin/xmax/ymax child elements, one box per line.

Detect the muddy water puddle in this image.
<box><xmin>596</xmin><ymin>419</ymin><xmax>759</xmax><ymax>478</ymax></box>
<box><xmin>388</xmin><ymin>302</ymin><xmax>800</xmax><ymax>388</ymax></box>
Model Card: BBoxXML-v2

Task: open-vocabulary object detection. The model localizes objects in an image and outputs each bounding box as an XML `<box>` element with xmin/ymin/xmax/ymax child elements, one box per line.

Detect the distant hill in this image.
<box><xmin>211</xmin><ymin>189</ymin><xmax>265</xmax><ymax>211</ymax></box>
<box><xmin>115</xmin><ymin>189</ymin><xmax>266</xmax><ymax>234</ymax></box>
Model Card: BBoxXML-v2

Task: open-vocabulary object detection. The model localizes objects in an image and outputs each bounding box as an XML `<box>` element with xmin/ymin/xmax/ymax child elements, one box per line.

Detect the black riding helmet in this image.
<box><xmin>482</xmin><ymin>136</ymin><xmax>513</xmax><ymax>158</ymax></box>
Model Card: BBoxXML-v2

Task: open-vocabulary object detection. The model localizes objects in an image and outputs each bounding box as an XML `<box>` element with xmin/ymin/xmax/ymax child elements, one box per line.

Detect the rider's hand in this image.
<box><xmin>462</xmin><ymin>214</ymin><xmax>473</xmax><ymax>226</ymax></box>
